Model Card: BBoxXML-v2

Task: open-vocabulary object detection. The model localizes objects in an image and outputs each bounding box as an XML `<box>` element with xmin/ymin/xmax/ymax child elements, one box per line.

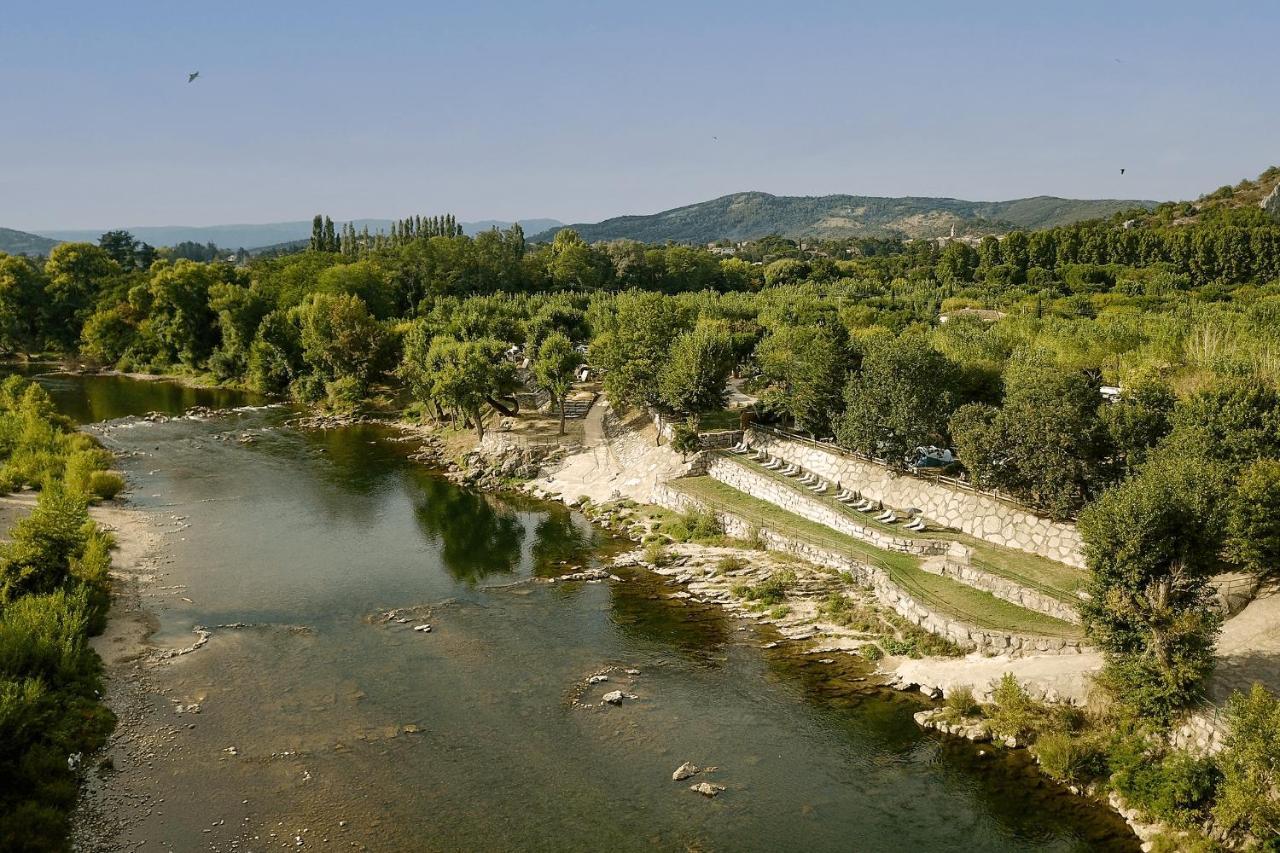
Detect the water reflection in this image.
<box><xmin>411</xmin><ymin>476</ymin><xmax>526</xmax><ymax>581</ymax></box>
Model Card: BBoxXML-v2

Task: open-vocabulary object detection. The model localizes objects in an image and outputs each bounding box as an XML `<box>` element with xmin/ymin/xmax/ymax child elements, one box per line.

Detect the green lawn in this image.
<box><xmin>697</xmin><ymin>408</ymin><xmax>744</xmax><ymax>432</ymax></box>
<box><xmin>672</xmin><ymin>476</ymin><xmax>1082</xmax><ymax>639</ymax></box>
<box><xmin>716</xmin><ymin>451</ymin><xmax>1086</xmax><ymax>603</ymax></box>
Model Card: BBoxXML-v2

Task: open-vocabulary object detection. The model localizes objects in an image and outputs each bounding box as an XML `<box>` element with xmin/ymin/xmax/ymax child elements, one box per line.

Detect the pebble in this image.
<box><xmin>412</xmin><ymin>624</ymin><xmax>432</xmax><ymax>633</ymax></box>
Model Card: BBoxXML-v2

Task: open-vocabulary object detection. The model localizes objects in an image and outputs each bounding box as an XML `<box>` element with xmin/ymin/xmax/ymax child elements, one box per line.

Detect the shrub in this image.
<box><xmin>666</xmin><ymin>507</ymin><xmax>721</xmax><ymax>543</ymax></box>
<box><xmin>1112</xmin><ymin>747</ymin><xmax>1221</xmax><ymax>828</ymax></box>
<box><xmin>768</xmin><ymin>604</ymin><xmax>791</xmax><ymax>619</ymax></box>
<box><xmin>1212</xmin><ymin>683</ymin><xmax>1280</xmax><ymax>844</ymax></box>
<box><xmin>986</xmin><ymin>673</ymin><xmax>1046</xmax><ymax>742</ymax></box>
<box><xmin>642</xmin><ymin>541</ymin><xmax>672</xmax><ymax>567</ymax></box>
<box><xmin>716</xmin><ymin>555</ymin><xmax>747</xmax><ymax>574</ymax></box>
<box><xmin>86</xmin><ymin>471</ymin><xmax>126</xmax><ymax>501</ymax></box>
<box><xmin>1032</xmin><ymin>731</ymin><xmax>1107</xmax><ymax>786</ymax></box>
<box><xmin>944</xmin><ymin>685</ymin><xmax>981</xmax><ymax>719</ymax></box>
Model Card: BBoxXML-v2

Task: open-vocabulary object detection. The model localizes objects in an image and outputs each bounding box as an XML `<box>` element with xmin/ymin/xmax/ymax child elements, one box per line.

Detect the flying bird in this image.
<box><xmin>187</xmin><ymin>71</ymin><xmax>200</xmax><ymax>83</ymax></box>
<box><xmin>1120</xmin><ymin>168</ymin><xmax>1126</xmax><ymax>175</ymax></box>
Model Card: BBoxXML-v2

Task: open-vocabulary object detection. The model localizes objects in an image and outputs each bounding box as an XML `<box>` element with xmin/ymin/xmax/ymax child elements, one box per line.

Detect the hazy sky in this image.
<box><xmin>2</xmin><ymin>1</ymin><xmax>1276</xmax><ymax>230</ymax></box>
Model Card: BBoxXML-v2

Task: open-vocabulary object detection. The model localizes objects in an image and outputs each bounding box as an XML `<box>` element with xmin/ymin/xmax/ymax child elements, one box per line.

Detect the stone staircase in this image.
<box><xmin>560</xmin><ymin>392</ymin><xmax>597</xmax><ymax>420</ymax></box>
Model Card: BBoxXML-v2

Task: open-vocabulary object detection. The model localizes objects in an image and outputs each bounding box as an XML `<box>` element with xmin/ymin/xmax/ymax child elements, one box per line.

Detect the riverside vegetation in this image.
<box><xmin>0</xmin><ymin>376</ymin><xmax>125</xmax><ymax>849</ymax></box>
<box><xmin>1</xmin><ymin>168</ymin><xmax>1279</xmax><ymax>847</ymax></box>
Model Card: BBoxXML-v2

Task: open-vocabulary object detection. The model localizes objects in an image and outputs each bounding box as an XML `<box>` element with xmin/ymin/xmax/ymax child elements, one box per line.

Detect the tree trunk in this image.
<box><xmin>486</xmin><ymin>395</ymin><xmax>520</xmax><ymax>416</ymax></box>
<box><xmin>472</xmin><ymin>407</ymin><xmax>485</xmax><ymax>442</ymax></box>
<box><xmin>558</xmin><ymin>396</ymin><xmax>566</xmax><ymax>435</ymax></box>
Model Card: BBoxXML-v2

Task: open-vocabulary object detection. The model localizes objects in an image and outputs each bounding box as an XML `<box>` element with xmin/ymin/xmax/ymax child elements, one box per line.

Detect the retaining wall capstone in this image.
<box><xmin>748</xmin><ymin>431</ymin><xmax>1085</xmax><ymax>568</ymax></box>
<box><xmin>652</xmin><ymin>483</ymin><xmax>1088</xmax><ymax>657</ymax></box>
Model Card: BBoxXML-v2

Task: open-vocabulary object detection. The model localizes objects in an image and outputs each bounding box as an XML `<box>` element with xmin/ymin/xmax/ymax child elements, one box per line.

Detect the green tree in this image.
<box><xmin>1212</xmin><ymin>683</ymin><xmax>1280</xmax><ymax>844</ymax></box>
<box><xmin>297</xmin><ymin>293</ymin><xmax>386</xmax><ymax>407</ymax></box>
<box><xmin>1225</xmin><ymin>459</ymin><xmax>1280</xmax><ymax>580</ymax></box>
<box><xmin>98</xmin><ymin>230</ymin><xmax>139</xmax><ymax>271</ymax></box>
<box><xmin>1101</xmin><ymin>378</ymin><xmax>1176</xmax><ymax>476</ymax></box>
<box><xmin>588</xmin><ymin>291</ymin><xmax>687</xmax><ymax>410</ymax></box>
<box><xmin>1164</xmin><ymin>378</ymin><xmax>1280</xmax><ymax>466</ymax></box>
<box><xmin>837</xmin><ymin>335</ymin><xmax>959</xmax><ymax>466</ymax></box>
<box><xmin>658</xmin><ymin>320</ymin><xmax>734</xmax><ymax>416</ymax></box>
<box><xmin>755</xmin><ymin>322</ymin><xmax>851</xmax><ymax>437</ymax></box>
<box><xmin>949</xmin><ymin>354</ymin><xmax>1107</xmax><ymax>518</ymax></box>
<box><xmin>399</xmin><ymin>331</ymin><xmax>517</xmax><ymax>440</ymax></box>
<box><xmin>41</xmin><ymin>243</ymin><xmax>120</xmax><ymax>349</ymax></box>
<box><xmin>138</xmin><ymin>260</ymin><xmax>222</xmax><ymax>367</ymax></box>
<box><xmin>532</xmin><ymin>332</ymin><xmax>579</xmax><ymax>434</ymax></box>
<box><xmin>0</xmin><ymin>255</ymin><xmax>44</xmax><ymax>354</ymax></box>
<box><xmin>1078</xmin><ymin>456</ymin><xmax>1228</xmax><ymax>719</ymax></box>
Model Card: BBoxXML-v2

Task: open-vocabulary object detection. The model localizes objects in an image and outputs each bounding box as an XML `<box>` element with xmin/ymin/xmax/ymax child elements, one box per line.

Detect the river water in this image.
<box><xmin>17</xmin><ymin>368</ymin><xmax>1137</xmax><ymax>852</ymax></box>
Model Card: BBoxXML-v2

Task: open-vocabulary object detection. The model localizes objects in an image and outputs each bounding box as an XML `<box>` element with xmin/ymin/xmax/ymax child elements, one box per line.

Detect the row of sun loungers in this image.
<box><xmin>733</xmin><ymin>446</ymin><xmax>929</xmax><ymax>532</ymax></box>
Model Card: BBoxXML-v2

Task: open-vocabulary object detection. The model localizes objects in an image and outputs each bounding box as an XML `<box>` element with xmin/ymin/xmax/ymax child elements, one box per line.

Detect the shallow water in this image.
<box><xmin>23</xmin><ymin>370</ymin><xmax>1138</xmax><ymax>852</ymax></box>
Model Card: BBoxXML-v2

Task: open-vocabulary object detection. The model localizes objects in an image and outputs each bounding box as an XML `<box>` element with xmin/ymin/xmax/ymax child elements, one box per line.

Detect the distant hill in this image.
<box><xmin>32</xmin><ymin>218</ymin><xmax>563</xmax><ymax>251</ymax></box>
<box><xmin>531</xmin><ymin>192</ymin><xmax>1157</xmax><ymax>244</ymax></box>
<box><xmin>0</xmin><ymin>227</ymin><xmax>59</xmax><ymax>256</ymax></box>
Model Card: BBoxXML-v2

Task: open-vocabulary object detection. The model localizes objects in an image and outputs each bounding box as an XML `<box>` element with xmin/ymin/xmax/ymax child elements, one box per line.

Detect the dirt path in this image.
<box><xmin>1209</xmin><ymin>583</ymin><xmax>1280</xmax><ymax>703</ymax></box>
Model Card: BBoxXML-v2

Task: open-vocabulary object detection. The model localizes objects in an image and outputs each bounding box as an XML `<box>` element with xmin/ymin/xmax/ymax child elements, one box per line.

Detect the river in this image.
<box><xmin>14</xmin><ymin>368</ymin><xmax>1138</xmax><ymax>851</ymax></box>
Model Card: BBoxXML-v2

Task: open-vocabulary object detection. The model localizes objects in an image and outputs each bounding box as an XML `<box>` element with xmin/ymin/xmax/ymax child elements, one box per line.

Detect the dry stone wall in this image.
<box><xmin>748</xmin><ymin>431</ymin><xmax>1085</xmax><ymax>568</ymax></box>
<box><xmin>934</xmin><ymin>560</ymin><xmax>1081</xmax><ymax>624</ymax></box>
<box><xmin>652</xmin><ymin>483</ymin><xmax>1088</xmax><ymax>657</ymax></box>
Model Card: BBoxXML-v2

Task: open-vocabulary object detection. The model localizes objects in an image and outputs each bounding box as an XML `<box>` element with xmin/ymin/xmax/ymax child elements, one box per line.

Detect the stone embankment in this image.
<box><xmin>748</xmin><ymin>430</ymin><xmax>1085</xmax><ymax>568</ymax></box>
<box><xmin>652</xmin><ymin>483</ymin><xmax>1087</xmax><ymax>657</ymax></box>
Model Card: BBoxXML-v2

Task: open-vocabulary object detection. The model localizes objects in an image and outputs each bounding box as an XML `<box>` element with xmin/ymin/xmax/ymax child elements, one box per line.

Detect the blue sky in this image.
<box><xmin>2</xmin><ymin>1</ymin><xmax>1276</xmax><ymax>229</ymax></box>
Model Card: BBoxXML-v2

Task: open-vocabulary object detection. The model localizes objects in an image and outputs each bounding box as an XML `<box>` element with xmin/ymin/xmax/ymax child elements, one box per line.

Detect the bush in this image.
<box><xmin>642</xmin><ymin>541</ymin><xmax>672</xmax><ymax>567</ymax></box>
<box><xmin>1112</xmin><ymin>746</ymin><xmax>1221</xmax><ymax>828</ymax></box>
<box><xmin>1212</xmin><ymin>683</ymin><xmax>1280</xmax><ymax>844</ymax></box>
<box><xmin>716</xmin><ymin>555</ymin><xmax>747</xmax><ymax>574</ymax></box>
<box><xmin>987</xmin><ymin>673</ymin><xmax>1047</xmax><ymax>742</ymax></box>
<box><xmin>666</xmin><ymin>507</ymin><xmax>721</xmax><ymax>543</ymax></box>
<box><xmin>86</xmin><ymin>471</ymin><xmax>126</xmax><ymax>501</ymax></box>
<box><xmin>944</xmin><ymin>684</ymin><xmax>981</xmax><ymax>719</ymax></box>
<box><xmin>1033</xmin><ymin>731</ymin><xmax>1107</xmax><ymax>786</ymax></box>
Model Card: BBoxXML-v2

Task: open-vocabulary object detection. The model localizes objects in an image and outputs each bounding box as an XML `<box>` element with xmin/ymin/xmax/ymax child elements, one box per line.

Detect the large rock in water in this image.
<box><xmin>1263</xmin><ymin>183</ymin><xmax>1280</xmax><ymax>220</ymax></box>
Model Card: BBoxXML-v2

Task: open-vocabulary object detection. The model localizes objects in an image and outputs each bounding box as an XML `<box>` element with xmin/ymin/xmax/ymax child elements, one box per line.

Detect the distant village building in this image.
<box><xmin>937</xmin><ymin>308</ymin><xmax>1007</xmax><ymax>324</ymax></box>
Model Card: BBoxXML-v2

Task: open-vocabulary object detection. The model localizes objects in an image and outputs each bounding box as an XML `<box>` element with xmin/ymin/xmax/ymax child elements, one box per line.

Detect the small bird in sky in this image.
<box><xmin>1120</xmin><ymin>168</ymin><xmax>1126</xmax><ymax>175</ymax></box>
<box><xmin>187</xmin><ymin>71</ymin><xmax>200</xmax><ymax>83</ymax></box>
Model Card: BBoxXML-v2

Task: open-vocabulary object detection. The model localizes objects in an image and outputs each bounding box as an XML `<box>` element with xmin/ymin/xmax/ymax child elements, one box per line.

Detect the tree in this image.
<box><xmin>1078</xmin><ymin>455</ymin><xmax>1229</xmax><ymax>719</ymax></box>
<box><xmin>0</xmin><ymin>255</ymin><xmax>44</xmax><ymax>354</ymax></box>
<box><xmin>41</xmin><ymin>243</ymin><xmax>120</xmax><ymax>349</ymax></box>
<box><xmin>588</xmin><ymin>291</ymin><xmax>687</xmax><ymax>410</ymax></box>
<box><xmin>297</xmin><ymin>293</ymin><xmax>386</xmax><ymax>408</ymax></box>
<box><xmin>1212</xmin><ymin>683</ymin><xmax>1280</xmax><ymax>844</ymax></box>
<box><xmin>139</xmin><ymin>260</ymin><xmax>222</xmax><ymax>367</ymax></box>
<box><xmin>936</xmin><ymin>241</ymin><xmax>977</xmax><ymax>283</ymax></box>
<box><xmin>98</xmin><ymin>230</ymin><xmax>139</xmax><ymax>271</ymax></box>
<box><xmin>1164</xmin><ymin>378</ymin><xmax>1280</xmax><ymax>466</ymax></box>
<box><xmin>532</xmin><ymin>332</ymin><xmax>579</xmax><ymax>435</ymax></box>
<box><xmin>1225</xmin><ymin>459</ymin><xmax>1280</xmax><ymax>580</ymax></box>
<box><xmin>399</xmin><ymin>331</ymin><xmax>517</xmax><ymax>440</ymax></box>
<box><xmin>949</xmin><ymin>354</ymin><xmax>1108</xmax><ymax>518</ymax></box>
<box><xmin>658</xmin><ymin>320</ymin><xmax>734</xmax><ymax>416</ymax></box>
<box><xmin>837</xmin><ymin>335</ymin><xmax>959</xmax><ymax>466</ymax></box>
<box><xmin>1100</xmin><ymin>377</ymin><xmax>1176</xmax><ymax>476</ymax></box>
<box><xmin>755</xmin><ymin>322</ymin><xmax>851</xmax><ymax>437</ymax></box>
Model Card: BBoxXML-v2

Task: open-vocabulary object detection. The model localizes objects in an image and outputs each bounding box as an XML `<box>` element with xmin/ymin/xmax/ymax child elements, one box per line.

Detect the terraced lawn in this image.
<box><xmin>672</xmin><ymin>476</ymin><xmax>1082</xmax><ymax>639</ymax></box>
<box><xmin>715</xmin><ymin>451</ymin><xmax>1086</xmax><ymax>604</ymax></box>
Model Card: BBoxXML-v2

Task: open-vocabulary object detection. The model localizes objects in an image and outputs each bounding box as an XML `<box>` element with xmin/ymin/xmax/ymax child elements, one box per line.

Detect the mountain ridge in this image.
<box><xmin>531</xmin><ymin>191</ymin><xmax>1158</xmax><ymax>243</ymax></box>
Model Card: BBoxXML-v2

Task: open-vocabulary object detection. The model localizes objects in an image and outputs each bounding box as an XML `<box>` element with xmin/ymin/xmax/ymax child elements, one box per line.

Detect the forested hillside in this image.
<box><xmin>532</xmin><ymin>191</ymin><xmax>1156</xmax><ymax>243</ymax></box>
<box><xmin>0</xmin><ymin>227</ymin><xmax>59</xmax><ymax>256</ymax></box>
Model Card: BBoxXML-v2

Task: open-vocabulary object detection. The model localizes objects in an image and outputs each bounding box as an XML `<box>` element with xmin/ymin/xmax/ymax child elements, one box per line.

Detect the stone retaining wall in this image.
<box><xmin>934</xmin><ymin>560</ymin><xmax>1081</xmax><ymax>624</ymax></box>
<box><xmin>705</xmin><ymin>456</ymin><xmax>949</xmax><ymax>557</ymax></box>
<box><xmin>653</xmin><ymin>483</ymin><xmax>1088</xmax><ymax>657</ymax></box>
<box><xmin>748</xmin><ymin>431</ymin><xmax>1085</xmax><ymax>568</ymax></box>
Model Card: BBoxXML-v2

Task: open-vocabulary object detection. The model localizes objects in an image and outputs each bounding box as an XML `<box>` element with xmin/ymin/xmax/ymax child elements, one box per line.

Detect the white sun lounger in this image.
<box><xmin>881</xmin><ymin>512</ymin><xmax>898</xmax><ymax>524</ymax></box>
<box><xmin>811</xmin><ymin>481</ymin><xmax>828</xmax><ymax>494</ymax></box>
<box><xmin>798</xmin><ymin>472</ymin><xmax>816</xmax><ymax>485</ymax></box>
<box><xmin>781</xmin><ymin>465</ymin><xmax>799</xmax><ymax>476</ymax></box>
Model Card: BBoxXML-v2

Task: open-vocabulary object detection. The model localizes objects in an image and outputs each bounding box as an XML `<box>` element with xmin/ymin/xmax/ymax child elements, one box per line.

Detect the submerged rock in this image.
<box><xmin>413</xmin><ymin>624</ymin><xmax>432</xmax><ymax>633</ymax></box>
<box><xmin>587</xmin><ymin>674</ymin><xmax>609</xmax><ymax>685</ymax></box>
<box><xmin>690</xmin><ymin>782</ymin><xmax>725</xmax><ymax>797</ymax></box>
<box><xmin>601</xmin><ymin>690</ymin><xmax>625</xmax><ymax>705</ymax></box>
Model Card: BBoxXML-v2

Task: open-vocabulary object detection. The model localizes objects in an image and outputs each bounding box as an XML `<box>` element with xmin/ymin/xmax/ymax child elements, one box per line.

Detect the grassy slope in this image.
<box><xmin>672</xmin><ymin>476</ymin><xmax>1081</xmax><ymax>638</ymax></box>
<box><xmin>721</xmin><ymin>452</ymin><xmax>1085</xmax><ymax>601</ymax></box>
